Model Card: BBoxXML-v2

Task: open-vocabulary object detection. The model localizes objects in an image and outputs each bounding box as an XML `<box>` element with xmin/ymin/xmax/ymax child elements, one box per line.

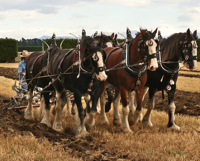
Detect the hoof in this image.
<box><xmin>113</xmin><ymin>118</ymin><xmax>121</xmax><ymax>126</ymax></box>
<box><xmin>75</xmin><ymin>127</ymin><xmax>88</xmax><ymax>138</ymax></box>
<box><xmin>85</xmin><ymin>112</ymin><xmax>96</xmax><ymax>130</ymax></box>
<box><xmin>24</xmin><ymin>111</ymin><xmax>34</xmax><ymax>121</ymax></box>
<box><xmin>53</xmin><ymin>122</ymin><xmax>64</xmax><ymax>133</ymax></box>
<box><xmin>128</xmin><ymin>111</ymin><xmax>140</xmax><ymax>126</ymax></box>
<box><xmin>142</xmin><ymin>121</ymin><xmax>153</xmax><ymax>127</ymax></box>
<box><xmin>98</xmin><ymin>115</ymin><xmax>109</xmax><ymax>125</ymax></box>
<box><xmin>169</xmin><ymin>124</ymin><xmax>180</xmax><ymax>131</ymax></box>
<box><xmin>121</xmin><ymin>127</ymin><xmax>133</xmax><ymax>133</ymax></box>
<box><xmin>128</xmin><ymin>116</ymin><xmax>137</xmax><ymax>126</ymax></box>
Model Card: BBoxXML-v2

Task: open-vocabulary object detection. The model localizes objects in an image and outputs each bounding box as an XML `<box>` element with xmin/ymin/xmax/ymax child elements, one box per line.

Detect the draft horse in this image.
<box><xmin>68</xmin><ymin>32</ymin><xmax>115</xmax><ymax>116</ymax></box>
<box><xmin>130</xmin><ymin>29</ymin><xmax>198</xmax><ymax>130</ymax></box>
<box><xmin>49</xmin><ymin>29</ymin><xmax>107</xmax><ymax>138</ymax></box>
<box><xmin>25</xmin><ymin>34</ymin><xmax>57</xmax><ymax>127</ymax></box>
<box><xmin>99</xmin><ymin>28</ymin><xmax>158</xmax><ymax>133</ymax></box>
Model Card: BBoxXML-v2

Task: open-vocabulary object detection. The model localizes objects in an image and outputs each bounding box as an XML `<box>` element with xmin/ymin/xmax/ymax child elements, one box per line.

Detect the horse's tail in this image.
<box><xmin>105</xmin><ymin>84</ymin><xmax>119</xmax><ymax>113</ymax></box>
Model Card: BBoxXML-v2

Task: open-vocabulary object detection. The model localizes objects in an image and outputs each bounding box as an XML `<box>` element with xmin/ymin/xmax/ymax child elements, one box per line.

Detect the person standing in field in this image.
<box><xmin>18</xmin><ymin>50</ymin><xmax>29</xmax><ymax>90</ymax></box>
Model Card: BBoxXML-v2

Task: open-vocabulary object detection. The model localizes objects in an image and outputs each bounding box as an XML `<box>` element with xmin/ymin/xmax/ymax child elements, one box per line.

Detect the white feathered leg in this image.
<box><xmin>25</xmin><ymin>89</ymin><xmax>34</xmax><ymax>120</ymax></box>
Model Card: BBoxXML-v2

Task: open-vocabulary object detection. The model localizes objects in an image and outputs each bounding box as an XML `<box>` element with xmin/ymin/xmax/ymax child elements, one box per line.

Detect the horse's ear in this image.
<box><xmin>99</xmin><ymin>33</ymin><xmax>103</xmax><ymax>47</ymax></box>
<box><xmin>126</xmin><ymin>27</ymin><xmax>133</xmax><ymax>40</ymax></box>
<box><xmin>114</xmin><ymin>34</ymin><xmax>117</xmax><ymax>40</ymax></box>
<box><xmin>94</xmin><ymin>31</ymin><xmax>98</xmax><ymax>37</ymax></box>
<box><xmin>186</xmin><ymin>28</ymin><xmax>190</xmax><ymax>39</ymax></box>
<box><xmin>82</xmin><ymin>28</ymin><xmax>86</xmax><ymax>37</ymax></box>
<box><xmin>152</xmin><ymin>28</ymin><xmax>158</xmax><ymax>37</ymax></box>
<box><xmin>140</xmin><ymin>29</ymin><xmax>147</xmax><ymax>38</ymax></box>
<box><xmin>193</xmin><ymin>30</ymin><xmax>198</xmax><ymax>40</ymax></box>
<box><xmin>111</xmin><ymin>33</ymin><xmax>114</xmax><ymax>39</ymax></box>
<box><xmin>158</xmin><ymin>30</ymin><xmax>163</xmax><ymax>41</ymax></box>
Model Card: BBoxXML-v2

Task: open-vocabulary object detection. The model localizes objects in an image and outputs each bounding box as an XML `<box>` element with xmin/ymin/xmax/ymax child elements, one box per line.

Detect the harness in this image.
<box><xmin>30</xmin><ymin>53</ymin><xmax>45</xmax><ymax>79</ymax></box>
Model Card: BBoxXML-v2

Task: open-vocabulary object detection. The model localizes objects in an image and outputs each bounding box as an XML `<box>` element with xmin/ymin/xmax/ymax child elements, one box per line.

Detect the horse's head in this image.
<box><xmin>81</xmin><ymin>29</ymin><xmax>107</xmax><ymax>81</ymax></box>
<box><xmin>139</xmin><ymin>28</ymin><xmax>158</xmax><ymax>71</ymax></box>
<box><xmin>179</xmin><ymin>29</ymin><xmax>198</xmax><ymax>70</ymax></box>
<box><xmin>93</xmin><ymin>32</ymin><xmax>114</xmax><ymax>48</ymax></box>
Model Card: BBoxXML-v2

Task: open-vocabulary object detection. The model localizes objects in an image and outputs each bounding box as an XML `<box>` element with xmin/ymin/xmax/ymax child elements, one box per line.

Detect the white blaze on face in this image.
<box><xmin>146</xmin><ymin>39</ymin><xmax>158</xmax><ymax>71</ymax></box>
<box><xmin>94</xmin><ymin>51</ymin><xmax>107</xmax><ymax>81</ymax></box>
<box><xmin>191</xmin><ymin>40</ymin><xmax>198</xmax><ymax>69</ymax></box>
<box><xmin>106</xmin><ymin>42</ymin><xmax>113</xmax><ymax>47</ymax></box>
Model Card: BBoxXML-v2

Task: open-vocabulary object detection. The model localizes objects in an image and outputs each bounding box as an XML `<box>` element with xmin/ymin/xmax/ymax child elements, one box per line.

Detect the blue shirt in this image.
<box><xmin>18</xmin><ymin>60</ymin><xmax>26</xmax><ymax>75</ymax></box>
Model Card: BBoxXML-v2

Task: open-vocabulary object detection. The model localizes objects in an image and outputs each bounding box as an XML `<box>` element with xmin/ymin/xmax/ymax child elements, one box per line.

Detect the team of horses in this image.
<box><xmin>25</xmin><ymin>28</ymin><xmax>198</xmax><ymax>138</ymax></box>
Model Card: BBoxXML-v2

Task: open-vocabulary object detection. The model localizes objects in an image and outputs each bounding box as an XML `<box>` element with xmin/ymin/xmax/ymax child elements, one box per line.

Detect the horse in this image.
<box><xmin>25</xmin><ymin>34</ymin><xmax>58</xmax><ymax>127</ymax></box>
<box><xmin>48</xmin><ymin>29</ymin><xmax>107</xmax><ymax>138</ymax></box>
<box><xmin>65</xmin><ymin>32</ymin><xmax>115</xmax><ymax>116</ymax></box>
<box><xmin>128</xmin><ymin>28</ymin><xmax>198</xmax><ymax>131</ymax></box>
<box><xmin>99</xmin><ymin>28</ymin><xmax>158</xmax><ymax>133</ymax></box>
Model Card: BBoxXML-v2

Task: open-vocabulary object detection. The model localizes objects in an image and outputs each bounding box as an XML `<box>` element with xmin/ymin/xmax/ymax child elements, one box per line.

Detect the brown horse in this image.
<box><xmin>99</xmin><ymin>28</ymin><xmax>158</xmax><ymax>133</ymax></box>
<box><xmin>25</xmin><ymin>34</ymin><xmax>57</xmax><ymax>127</ymax></box>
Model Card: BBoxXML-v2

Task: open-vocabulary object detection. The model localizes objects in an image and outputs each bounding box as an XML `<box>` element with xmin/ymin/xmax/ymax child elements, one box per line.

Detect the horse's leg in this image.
<box><xmin>128</xmin><ymin>91</ymin><xmax>136</xmax><ymax>126</ymax></box>
<box><xmin>40</xmin><ymin>92</ymin><xmax>51</xmax><ymax>127</ymax></box>
<box><xmin>98</xmin><ymin>82</ymin><xmax>109</xmax><ymax>125</ymax></box>
<box><xmin>113</xmin><ymin>90</ymin><xmax>121</xmax><ymax>126</ymax></box>
<box><xmin>25</xmin><ymin>87</ymin><xmax>34</xmax><ymax>120</ymax></box>
<box><xmin>85</xmin><ymin>88</ymin><xmax>99</xmax><ymax>130</ymax></box>
<box><xmin>129</xmin><ymin>86</ymin><xmax>149</xmax><ymax>125</ymax></box>
<box><xmin>71</xmin><ymin>102</ymin><xmax>76</xmax><ymax>115</ymax></box>
<box><xmin>167</xmin><ymin>85</ymin><xmax>180</xmax><ymax>131</ymax></box>
<box><xmin>142</xmin><ymin>87</ymin><xmax>155</xmax><ymax>127</ymax></box>
<box><xmin>53</xmin><ymin>91</ymin><xmax>66</xmax><ymax>132</ymax></box>
<box><xmin>129</xmin><ymin>87</ymin><xmax>144</xmax><ymax>126</ymax></box>
<box><xmin>65</xmin><ymin>90</ymin><xmax>71</xmax><ymax>117</ymax></box>
<box><xmin>120</xmin><ymin>88</ymin><xmax>132</xmax><ymax>133</ymax></box>
<box><xmin>37</xmin><ymin>95</ymin><xmax>45</xmax><ymax>120</ymax></box>
<box><xmin>97</xmin><ymin>99</ymin><xmax>101</xmax><ymax>113</ymax></box>
<box><xmin>73</xmin><ymin>89</ymin><xmax>88</xmax><ymax>138</ymax></box>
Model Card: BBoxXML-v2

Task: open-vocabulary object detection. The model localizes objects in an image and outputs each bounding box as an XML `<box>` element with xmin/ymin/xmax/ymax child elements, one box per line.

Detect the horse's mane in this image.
<box><xmin>80</xmin><ymin>36</ymin><xmax>101</xmax><ymax>61</ymax></box>
<box><xmin>135</xmin><ymin>29</ymin><xmax>156</xmax><ymax>39</ymax></box>
<box><xmin>161</xmin><ymin>32</ymin><xmax>195</xmax><ymax>62</ymax></box>
<box><xmin>94</xmin><ymin>33</ymin><xmax>112</xmax><ymax>43</ymax></box>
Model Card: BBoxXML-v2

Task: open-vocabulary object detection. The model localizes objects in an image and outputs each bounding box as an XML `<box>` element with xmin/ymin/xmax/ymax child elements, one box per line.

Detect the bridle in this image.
<box><xmin>180</xmin><ymin>40</ymin><xmax>197</xmax><ymax>62</ymax></box>
<box><xmin>138</xmin><ymin>38</ymin><xmax>157</xmax><ymax>62</ymax></box>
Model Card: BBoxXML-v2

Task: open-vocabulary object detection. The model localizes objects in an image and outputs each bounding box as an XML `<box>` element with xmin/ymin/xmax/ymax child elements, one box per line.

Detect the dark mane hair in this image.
<box><xmin>161</xmin><ymin>32</ymin><xmax>196</xmax><ymax>62</ymax></box>
<box><xmin>80</xmin><ymin>36</ymin><xmax>101</xmax><ymax>61</ymax></box>
<box><xmin>135</xmin><ymin>29</ymin><xmax>156</xmax><ymax>39</ymax></box>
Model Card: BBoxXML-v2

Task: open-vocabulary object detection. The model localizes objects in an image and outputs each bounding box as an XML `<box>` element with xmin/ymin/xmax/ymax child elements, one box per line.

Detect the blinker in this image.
<box><xmin>148</xmin><ymin>40</ymin><xmax>153</xmax><ymax>46</ymax></box>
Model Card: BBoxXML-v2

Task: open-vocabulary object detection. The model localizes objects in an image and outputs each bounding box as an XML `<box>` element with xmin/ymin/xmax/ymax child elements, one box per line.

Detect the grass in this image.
<box><xmin>177</xmin><ymin>76</ymin><xmax>200</xmax><ymax>93</ymax></box>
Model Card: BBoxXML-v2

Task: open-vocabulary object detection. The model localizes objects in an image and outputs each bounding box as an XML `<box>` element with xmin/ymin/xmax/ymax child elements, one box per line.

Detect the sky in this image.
<box><xmin>0</xmin><ymin>0</ymin><xmax>200</xmax><ymax>40</ymax></box>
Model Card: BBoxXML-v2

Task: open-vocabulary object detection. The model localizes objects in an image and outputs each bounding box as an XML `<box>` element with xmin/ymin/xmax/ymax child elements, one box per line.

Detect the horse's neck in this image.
<box><xmin>129</xmin><ymin>37</ymin><xmax>143</xmax><ymax>64</ymax></box>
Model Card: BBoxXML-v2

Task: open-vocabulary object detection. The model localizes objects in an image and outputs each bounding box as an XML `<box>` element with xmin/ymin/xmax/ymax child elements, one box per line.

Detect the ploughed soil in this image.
<box><xmin>0</xmin><ymin>67</ymin><xmax>200</xmax><ymax>160</ymax></box>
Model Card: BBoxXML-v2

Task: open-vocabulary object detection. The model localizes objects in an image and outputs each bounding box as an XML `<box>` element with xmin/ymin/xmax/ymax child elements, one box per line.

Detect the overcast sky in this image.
<box><xmin>0</xmin><ymin>0</ymin><xmax>199</xmax><ymax>40</ymax></box>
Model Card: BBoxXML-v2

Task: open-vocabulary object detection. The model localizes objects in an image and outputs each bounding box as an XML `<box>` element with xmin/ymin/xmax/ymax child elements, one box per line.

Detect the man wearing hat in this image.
<box><xmin>18</xmin><ymin>50</ymin><xmax>29</xmax><ymax>89</ymax></box>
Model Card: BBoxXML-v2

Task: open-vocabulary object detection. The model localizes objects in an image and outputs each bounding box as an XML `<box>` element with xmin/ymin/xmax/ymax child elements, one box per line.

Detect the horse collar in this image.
<box><xmin>121</xmin><ymin>41</ymin><xmax>147</xmax><ymax>78</ymax></box>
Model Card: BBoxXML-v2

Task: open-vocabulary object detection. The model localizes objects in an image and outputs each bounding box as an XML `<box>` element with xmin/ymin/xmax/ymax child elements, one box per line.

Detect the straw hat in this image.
<box><xmin>20</xmin><ymin>50</ymin><xmax>29</xmax><ymax>57</ymax></box>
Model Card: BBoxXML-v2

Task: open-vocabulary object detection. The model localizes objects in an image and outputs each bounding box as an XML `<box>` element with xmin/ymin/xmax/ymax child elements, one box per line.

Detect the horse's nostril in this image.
<box><xmin>150</xmin><ymin>66</ymin><xmax>153</xmax><ymax>70</ymax></box>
